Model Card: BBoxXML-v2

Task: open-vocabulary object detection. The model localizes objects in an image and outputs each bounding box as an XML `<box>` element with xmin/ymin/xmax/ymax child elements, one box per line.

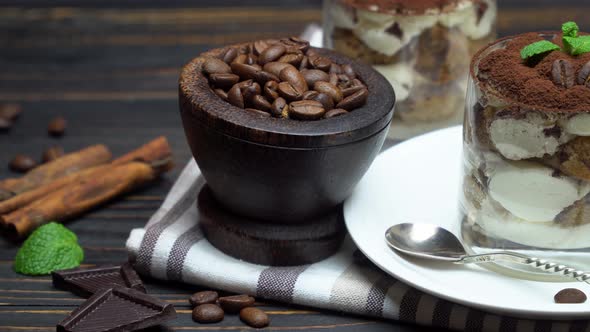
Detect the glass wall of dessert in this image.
<box><xmin>461</xmin><ymin>26</ymin><xmax>590</xmax><ymax>277</ymax></box>
<box><xmin>323</xmin><ymin>0</ymin><xmax>497</xmax><ymax>138</ymax></box>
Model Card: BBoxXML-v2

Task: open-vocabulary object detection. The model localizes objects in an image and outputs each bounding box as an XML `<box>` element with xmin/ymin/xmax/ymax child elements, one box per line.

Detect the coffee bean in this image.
<box><xmin>221</xmin><ymin>47</ymin><xmax>239</xmax><ymax>64</ymax></box>
<box><xmin>551</xmin><ymin>59</ymin><xmax>575</xmax><ymax>88</ymax></box>
<box><xmin>231</xmin><ymin>63</ymin><xmax>259</xmax><ymax>81</ymax></box>
<box><xmin>232</xmin><ymin>54</ymin><xmax>248</xmax><ymax>65</ymax></box>
<box><xmin>240</xmin><ymin>307</ymin><xmax>269</xmax><ymax>328</ymax></box>
<box><xmin>214</xmin><ymin>88</ymin><xmax>229</xmax><ymax>101</ymax></box>
<box><xmin>245</xmin><ymin>108</ymin><xmax>271</xmax><ymax>117</ymax></box>
<box><xmin>203</xmin><ymin>58</ymin><xmax>232</xmax><ymax>75</ymax></box>
<box><xmin>306</xmin><ymin>49</ymin><xmax>319</xmax><ymax>58</ymax></box>
<box><xmin>299</xmin><ymin>56</ymin><xmax>309</xmax><ymax>70</ymax></box>
<box><xmin>301</xmin><ymin>69</ymin><xmax>330</xmax><ymax>87</ymax></box>
<box><xmin>311</xmin><ymin>56</ymin><xmax>332</xmax><ymax>71</ymax></box>
<box><xmin>48</xmin><ymin>116</ymin><xmax>66</xmax><ymax>137</ymax></box>
<box><xmin>314</xmin><ymin>81</ymin><xmax>343</xmax><ymax>103</ymax></box>
<box><xmin>329</xmin><ymin>63</ymin><xmax>342</xmax><ymax>75</ymax></box>
<box><xmin>280</xmin><ymin>37</ymin><xmax>310</xmax><ymax>53</ymax></box>
<box><xmin>264</xmin><ymin>81</ymin><xmax>280</xmax><ymax>101</ymax></box>
<box><xmin>228</xmin><ymin>84</ymin><xmax>245</xmax><ymax>108</ymax></box>
<box><xmin>218</xmin><ymin>294</ymin><xmax>255</xmax><ymax>313</ymax></box>
<box><xmin>311</xmin><ymin>92</ymin><xmax>335</xmax><ymax>111</ymax></box>
<box><xmin>252</xmin><ymin>95</ymin><xmax>272</xmax><ymax>112</ymax></box>
<box><xmin>278</xmin><ymin>53</ymin><xmax>304</xmax><ymax>67</ymax></box>
<box><xmin>302</xmin><ymin>90</ymin><xmax>319</xmax><ymax>100</ymax></box>
<box><xmin>337</xmin><ymin>74</ymin><xmax>351</xmax><ymax>87</ymax></box>
<box><xmin>9</xmin><ymin>155</ymin><xmax>37</xmax><ymax>173</ymax></box>
<box><xmin>329</xmin><ymin>73</ymin><xmax>339</xmax><ymax>86</ymax></box>
<box><xmin>0</xmin><ymin>118</ymin><xmax>12</xmax><ymax>132</ymax></box>
<box><xmin>324</xmin><ymin>108</ymin><xmax>348</xmax><ymax>118</ymax></box>
<box><xmin>0</xmin><ymin>103</ymin><xmax>22</xmax><ymax>121</ymax></box>
<box><xmin>278</xmin><ymin>82</ymin><xmax>303</xmax><ymax>101</ymax></box>
<box><xmin>241</xmin><ymin>82</ymin><xmax>261</xmax><ymax>104</ymax></box>
<box><xmin>577</xmin><ymin>61</ymin><xmax>590</xmax><ymax>87</ymax></box>
<box><xmin>238</xmin><ymin>44</ymin><xmax>251</xmax><ymax>54</ymax></box>
<box><xmin>336</xmin><ymin>87</ymin><xmax>368</xmax><ymax>110</ymax></box>
<box><xmin>253</xmin><ymin>40</ymin><xmax>271</xmax><ymax>55</ymax></box>
<box><xmin>279</xmin><ymin>66</ymin><xmax>308</xmax><ymax>94</ymax></box>
<box><xmin>289</xmin><ymin>100</ymin><xmax>325</xmax><ymax>120</ymax></box>
<box><xmin>209</xmin><ymin>73</ymin><xmax>240</xmax><ymax>89</ymax></box>
<box><xmin>342</xmin><ymin>85</ymin><xmax>365</xmax><ymax>97</ymax></box>
<box><xmin>342</xmin><ymin>64</ymin><xmax>356</xmax><ymax>79</ymax></box>
<box><xmin>263</xmin><ymin>62</ymin><xmax>292</xmax><ymax>77</ymax></box>
<box><xmin>255</xmin><ymin>71</ymin><xmax>279</xmax><ymax>85</ymax></box>
<box><xmin>246</xmin><ymin>54</ymin><xmax>258</xmax><ymax>65</ymax></box>
<box><xmin>351</xmin><ymin>78</ymin><xmax>364</xmax><ymax>87</ymax></box>
<box><xmin>192</xmin><ymin>304</ymin><xmax>224</xmax><ymax>323</ymax></box>
<box><xmin>189</xmin><ymin>291</ymin><xmax>219</xmax><ymax>307</ymax></box>
<box><xmin>555</xmin><ymin>288</ymin><xmax>587</xmax><ymax>304</ymax></box>
<box><xmin>271</xmin><ymin>97</ymin><xmax>288</xmax><ymax>117</ymax></box>
<box><xmin>42</xmin><ymin>146</ymin><xmax>64</xmax><ymax>163</ymax></box>
<box><xmin>0</xmin><ymin>188</ymin><xmax>13</xmax><ymax>201</ymax></box>
<box><xmin>258</xmin><ymin>44</ymin><xmax>286</xmax><ymax>65</ymax></box>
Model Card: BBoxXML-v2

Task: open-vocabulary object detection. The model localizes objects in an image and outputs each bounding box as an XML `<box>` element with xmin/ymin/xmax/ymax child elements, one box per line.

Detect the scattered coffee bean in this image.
<box><xmin>0</xmin><ymin>118</ymin><xmax>12</xmax><ymax>132</ymax></box>
<box><xmin>221</xmin><ymin>47</ymin><xmax>239</xmax><ymax>64</ymax></box>
<box><xmin>189</xmin><ymin>291</ymin><xmax>219</xmax><ymax>307</ymax></box>
<box><xmin>271</xmin><ymin>97</ymin><xmax>288</xmax><ymax>118</ymax></box>
<box><xmin>203</xmin><ymin>58</ymin><xmax>232</xmax><ymax>75</ymax></box>
<box><xmin>214</xmin><ymin>88</ymin><xmax>229</xmax><ymax>101</ymax></box>
<box><xmin>263</xmin><ymin>61</ymin><xmax>292</xmax><ymax>78</ymax></box>
<box><xmin>577</xmin><ymin>61</ymin><xmax>590</xmax><ymax>87</ymax></box>
<box><xmin>264</xmin><ymin>81</ymin><xmax>280</xmax><ymax>101</ymax></box>
<box><xmin>218</xmin><ymin>294</ymin><xmax>255</xmax><ymax>313</ymax></box>
<box><xmin>42</xmin><ymin>146</ymin><xmax>64</xmax><ymax>163</ymax></box>
<box><xmin>278</xmin><ymin>81</ymin><xmax>303</xmax><ymax>101</ymax></box>
<box><xmin>0</xmin><ymin>188</ymin><xmax>13</xmax><ymax>201</ymax></box>
<box><xmin>279</xmin><ymin>65</ymin><xmax>308</xmax><ymax>94</ymax></box>
<box><xmin>314</xmin><ymin>81</ymin><xmax>343</xmax><ymax>103</ymax></box>
<box><xmin>551</xmin><ymin>59</ymin><xmax>575</xmax><ymax>88</ymax></box>
<box><xmin>245</xmin><ymin>108</ymin><xmax>271</xmax><ymax>117</ymax></box>
<box><xmin>48</xmin><ymin>116</ymin><xmax>67</xmax><ymax>137</ymax></box>
<box><xmin>311</xmin><ymin>92</ymin><xmax>335</xmax><ymax>111</ymax></box>
<box><xmin>324</xmin><ymin>108</ymin><xmax>349</xmax><ymax>119</ymax></box>
<box><xmin>0</xmin><ymin>103</ymin><xmax>22</xmax><ymax>121</ymax></box>
<box><xmin>336</xmin><ymin>88</ymin><xmax>369</xmax><ymax>111</ymax></box>
<box><xmin>9</xmin><ymin>155</ymin><xmax>37</xmax><ymax>173</ymax></box>
<box><xmin>209</xmin><ymin>73</ymin><xmax>240</xmax><ymax>90</ymax></box>
<box><xmin>301</xmin><ymin>69</ymin><xmax>330</xmax><ymax>87</ymax></box>
<box><xmin>192</xmin><ymin>304</ymin><xmax>224</xmax><ymax>323</ymax></box>
<box><xmin>289</xmin><ymin>100</ymin><xmax>325</xmax><ymax>120</ymax></box>
<box><xmin>240</xmin><ymin>307</ymin><xmax>270</xmax><ymax>328</ymax></box>
<box><xmin>259</xmin><ymin>44</ymin><xmax>286</xmax><ymax>65</ymax></box>
<box><xmin>555</xmin><ymin>288</ymin><xmax>587</xmax><ymax>304</ymax></box>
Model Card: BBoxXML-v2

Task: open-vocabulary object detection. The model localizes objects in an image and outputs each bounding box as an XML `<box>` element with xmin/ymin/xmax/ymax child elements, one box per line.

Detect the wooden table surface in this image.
<box><xmin>1</xmin><ymin>1</ymin><xmax>589</xmax><ymax>331</ymax></box>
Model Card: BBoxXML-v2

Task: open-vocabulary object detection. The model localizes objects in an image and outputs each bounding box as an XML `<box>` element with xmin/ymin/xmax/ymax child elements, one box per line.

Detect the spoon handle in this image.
<box><xmin>458</xmin><ymin>252</ymin><xmax>590</xmax><ymax>284</ymax></box>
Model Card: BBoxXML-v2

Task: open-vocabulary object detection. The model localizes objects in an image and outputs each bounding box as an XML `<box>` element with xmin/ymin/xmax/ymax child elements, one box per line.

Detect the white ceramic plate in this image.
<box><xmin>343</xmin><ymin>126</ymin><xmax>590</xmax><ymax>319</ymax></box>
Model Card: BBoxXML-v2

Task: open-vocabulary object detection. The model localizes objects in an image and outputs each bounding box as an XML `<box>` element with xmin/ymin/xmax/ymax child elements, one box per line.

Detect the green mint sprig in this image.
<box><xmin>521</xmin><ymin>21</ymin><xmax>590</xmax><ymax>60</ymax></box>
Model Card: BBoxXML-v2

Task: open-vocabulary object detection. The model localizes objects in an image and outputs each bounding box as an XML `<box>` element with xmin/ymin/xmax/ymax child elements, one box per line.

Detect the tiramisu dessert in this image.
<box><xmin>462</xmin><ymin>22</ymin><xmax>590</xmax><ymax>255</ymax></box>
<box><xmin>323</xmin><ymin>0</ymin><xmax>496</xmax><ymax>138</ymax></box>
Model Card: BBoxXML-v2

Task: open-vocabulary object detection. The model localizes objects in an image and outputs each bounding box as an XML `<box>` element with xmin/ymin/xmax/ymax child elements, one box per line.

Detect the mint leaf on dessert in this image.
<box><xmin>520</xmin><ymin>40</ymin><xmax>561</xmax><ymax>60</ymax></box>
<box><xmin>562</xmin><ymin>21</ymin><xmax>579</xmax><ymax>38</ymax></box>
<box><xmin>563</xmin><ymin>35</ymin><xmax>590</xmax><ymax>56</ymax></box>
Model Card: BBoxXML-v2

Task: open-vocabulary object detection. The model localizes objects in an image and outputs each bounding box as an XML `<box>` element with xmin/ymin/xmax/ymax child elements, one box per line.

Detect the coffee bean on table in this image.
<box><xmin>48</xmin><ymin>116</ymin><xmax>67</xmax><ymax>137</ymax></box>
<box><xmin>203</xmin><ymin>58</ymin><xmax>232</xmax><ymax>75</ymax></box>
<box><xmin>301</xmin><ymin>69</ymin><xmax>329</xmax><ymax>87</ymax></box>
<box><xmin>189</xmin><ymin>291</ymin><xmax>219</xmax><ymax>307</ymax></box>
<box><xmin>555</xmin><ymin>288</ymin><xmax>587</xmax><ymax>303</ymax></box>
<box><xmin>314</xmin><ymin>81</ymin><xmax>343</xmax><ymax>103</ymax></box>
<box><xmin>209</xmin><ymin>73</ymin><xmax>240</xmax><ymax>89</ymax></box>
<box><xmin>551</xmin><ymin>59</ymin><xmax>575</xmax><ymax>88</ymax></box>
<box><xmin>192</xmin><ymin>304</ymin><xmax>224</xmax><ymax>323</ymax></box>
<box><xmin>9</xmin><ymin>155</ymin><xmax>37</xmax><ymax>173</ymax></box>
<box><xmin>218</xmin><ymin>294</ymin><xmax>255</xmax><ymax>313</ymax></box>
<box><xmin>289</xmin><ymin>100</ymin><xmax>325</xmax><ymax>120</ymax></box>
<box><xmin>577</xmin><ymin>61</ymin><xmax>590</xmax><ymax>87</ymax></box>
<box><xmin>42</xmin><ymin>146</ymin><xmax>64</xmax><ymax>163</ymax></box>
<box><xmin>0</xmin><ymin>103</ymin><xmax>22</xmax><ymax>121</ymax></box>
<box><xmin>336</xmin><ymin>88</ymin><xmax>369</xmax><ymax>111</ymax></box>
<box><xmin>240</xmin><ymin>307</ymin><xmax>270</xmax><ymax>328</ymax></box>
<box><xmin>0</xmin><ymin>118</ymin><xmax>12</xmax><ymax>132</ymax></box>
<box><xmin>324</xmin><ymin>108</ymin><xmax>349</xmax><ymax>119</ymax></box>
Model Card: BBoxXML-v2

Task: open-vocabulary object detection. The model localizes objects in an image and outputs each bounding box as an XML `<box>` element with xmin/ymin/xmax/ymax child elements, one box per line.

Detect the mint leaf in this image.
<box><xmin>563</xmin><ymin>35</ymin><xmax>590</xmax><ymax>55</ymax></box>
<box><xmin>520</xmin><ymin>40</ymin><xmax>561</xmax><ymax>60</ymax></box>
<box><xmin>562</xmin><ymin>21</ymin><xmax>579</xmax><ymax>38</ymax></box>
<box><xmin>14</xmin><ymin>222</ymin><xmax>84</xmax><ymax>276</ymax></box>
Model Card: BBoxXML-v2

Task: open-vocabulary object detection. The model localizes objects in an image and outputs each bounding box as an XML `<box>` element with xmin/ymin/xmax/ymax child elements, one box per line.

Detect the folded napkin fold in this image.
<box><xmin>127</xmin><ymin>159</ymin><xmax>589</xmax><ymax>332</ymax></box>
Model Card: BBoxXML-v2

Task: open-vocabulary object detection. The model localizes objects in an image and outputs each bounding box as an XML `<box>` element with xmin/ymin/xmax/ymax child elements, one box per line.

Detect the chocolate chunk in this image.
<box><xmin>56</xmin><ymin>286</ymin><xmax>176</xmax><ymax>332</ymax></box>
<box><xmin>189</xmin><ymin>291</ymin><xmax>219</xmax><ymax>307</ymax></box>
<box><xmin>218</xmin><ymin>294</ymin><xmax>255</xmax><ymax>313</ymax></box>
<box><xmin>192</xmin><ymin>304</ymin><xmax>224</xmax><ymax>323</ymax></box>
<box><xmin>386</xmin><ymin>22</ymin><xmax>403</xmax><ymax>39</ymax></box>
<box><xmin>543</xmin><ymin>125</ymin><xmax>562</xmax><ymax>139</ymax></box>
<box><xmin>555</xmin><ymin>288</ymin><xmax>587</xmax><ymax>303</ymax></box>
<box><xmin>240</xmin><ymin>307</ymin><xmax>270</xmax><ymax>328</ymax></box>
<box><xmin>52</xmin><ymin>263</ymin><xmax>145</xmax><ymax>298</ymax></box>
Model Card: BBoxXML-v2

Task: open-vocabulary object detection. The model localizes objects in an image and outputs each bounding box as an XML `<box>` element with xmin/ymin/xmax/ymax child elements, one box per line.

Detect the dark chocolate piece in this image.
<box><xmin>52</xmin><ymin>263</ymin><xmax>145</xmax><ymax>298</ymax></box>
<box><xmin>57</xmin><ymin>286</ymin><xmax>176</xmax><ymax>332</ymax></box>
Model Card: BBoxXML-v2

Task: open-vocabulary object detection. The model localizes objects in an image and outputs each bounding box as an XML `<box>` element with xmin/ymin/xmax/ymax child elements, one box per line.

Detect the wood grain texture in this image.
<box><xmin>0</xmin><ymin>0</ymin><xmax>586</xmax><ymax>331</ymax></box>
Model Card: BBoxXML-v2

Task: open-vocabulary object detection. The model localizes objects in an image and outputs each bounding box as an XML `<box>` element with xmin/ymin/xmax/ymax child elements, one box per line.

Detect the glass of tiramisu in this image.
<box><xmin>323</xmin><ymin>0</ymin><xmax>496</xmax><ymax>138</ymax></box>
<box><xmin>461</xmin><ymin>22</ymin><xmax>590</xmax><ymax>275</ymax></box>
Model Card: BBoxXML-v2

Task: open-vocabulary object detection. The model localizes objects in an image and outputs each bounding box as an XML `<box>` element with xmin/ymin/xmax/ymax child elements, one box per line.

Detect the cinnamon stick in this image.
<box><xmin>0</xmin><ymin>145</ymin><xmax>112</xmax><ymax>199</ymax></box>
<box><xmin>112</xmin><ymin>136</ymin><xmax>174</xmax><ymax>172</ymax></box>
<box><xmin>0</xmin><ymin>162</ymin><xmax>161</xmax><ymax>239</ymax></box>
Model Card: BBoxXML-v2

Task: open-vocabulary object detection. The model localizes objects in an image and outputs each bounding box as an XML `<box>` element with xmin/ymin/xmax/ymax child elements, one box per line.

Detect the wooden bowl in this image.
<box><xmin>179</xmin><ymin>41</ymin><xmax>395</xmax><ymax>223</ymax></box>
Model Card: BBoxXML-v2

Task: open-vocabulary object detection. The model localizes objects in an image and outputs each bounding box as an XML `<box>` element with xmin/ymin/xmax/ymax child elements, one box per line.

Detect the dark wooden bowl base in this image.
<box><xmin>198</xmin><ymin>185</ymin><xmax>346</xmax><ymax>266</ymax></box>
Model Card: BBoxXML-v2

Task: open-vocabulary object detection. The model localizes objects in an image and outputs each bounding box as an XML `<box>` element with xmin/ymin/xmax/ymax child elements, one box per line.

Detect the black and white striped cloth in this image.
<box><xmin>126</xmin><ymin>160</ymin><xmax>590</xmax><ymax>332</ymax></box>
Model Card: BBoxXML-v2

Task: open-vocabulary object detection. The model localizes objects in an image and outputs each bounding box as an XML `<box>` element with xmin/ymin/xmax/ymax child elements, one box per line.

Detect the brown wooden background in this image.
<box><xmin>1</xmin><ymin>1</ymin><xmax>589</xmax><ymax>331</ymax></box>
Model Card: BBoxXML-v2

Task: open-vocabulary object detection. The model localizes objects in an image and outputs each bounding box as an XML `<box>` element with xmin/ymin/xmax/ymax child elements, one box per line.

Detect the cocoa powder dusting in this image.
<box><xmin>477</xmin><ymin>32</ymin><xmax>590</xmax><ymax>112</ymax></box>
<box><xmin>341</xmin><ymin>0</ymin><xmax>465</xmax><ymax>15</ymax></box>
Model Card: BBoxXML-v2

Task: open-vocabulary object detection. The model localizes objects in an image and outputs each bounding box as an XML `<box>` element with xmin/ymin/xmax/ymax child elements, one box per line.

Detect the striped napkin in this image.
<box><xmin>126</xmin><ymin>159</ymin><xmax>590</xmax><ymax>332</ymax></box>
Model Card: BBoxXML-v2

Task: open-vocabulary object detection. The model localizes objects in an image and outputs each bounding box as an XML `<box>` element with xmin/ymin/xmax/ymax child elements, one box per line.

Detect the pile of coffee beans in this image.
<box><xmin>189</xmin><ymin>291</ymin><xmax>269</xmax><ymax>328</ymax></box>
<box><xmin>201</xmin><ymin>37</ymin><xmax>369</xmax><ymax>120</ymax></box>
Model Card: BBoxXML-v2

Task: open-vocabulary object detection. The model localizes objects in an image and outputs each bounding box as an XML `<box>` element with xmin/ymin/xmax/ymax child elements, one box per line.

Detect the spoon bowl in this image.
<box><xmin>385</xmin><ymin>223</ymin><xmax>468</xmax><ymax>261</ymax></box>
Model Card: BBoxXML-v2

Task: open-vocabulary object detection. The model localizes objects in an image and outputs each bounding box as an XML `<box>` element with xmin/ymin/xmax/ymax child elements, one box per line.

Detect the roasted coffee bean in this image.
<box><xmin>254</xmin><ymin>71</ymin><xmax>279</xmax><ymax>85</ymax></box>
<box><xmin>221</xmin><ymin>47</ymin><xmax>238</xmax><ymax>64</ymax></box>
<box><xmin>324</xmin><ymin>108</ymin><xmax>348</xmax><ymax>118</ymax></box>
<box><xmin>311</xmin><ymin>56</ymin><xmax>332</xmax><ymax>71</ymax></box>
<box><xmin>246</xmin><ymin>53</ymin><xmax>258</xmax><ymax>65</ymax></box>
<box><xmin>252</xmin><ymin>95</ymin><xmax>272</xmax><ymax>112</ymax></box>
<box><xmin>314</xmin><ymin>81</ymin><xmax>343</xmax><ymax>103</ymax></box>
<box><xmin>329</xmin><ymin>63</ymin><xmax>342</xmax><ymax>74</ymax></box>
<box><xmin>279</xmin><ymin>66</ymin><xmax>308</xmax><ymax>94</ymax></box>
<box><xmin>551</xmin><ymin>59</ymin><xmax>575</xmax><ymax>88</ymax></box>
<box><xmin>264</xmin><ymin>81</ymin><xmax>280</xmax><ymax>100</ymax></box>
<box><xmin>9</xmin><ymin>155</ymin><xmax>37</xmax><ymax>173</ymax></box>
<box><xmin>278</xmin><ymin>82</ymin><xmax>303</xmax><ymax>101</ymax></box>
<box><xmin>271</xmin><ymin>97</ymin><xmax>288</xmax><ymax>117</ymax></box>
<box><xmin>238</xmin><ymin>44</ymin><xmax>251</xmax><ymax>54</ymax></box>
<box><xmin>258</xmin><ymin>44</ymin><xmax>286</xmax><ymax>65</ymax></box>
<box><xmin>232</xmin><ymin>54</ymin><xmax>248</xmax><ymax>65</ymax></box>
<box><xmin>48</xmin><ymin>116</ymin><xmax>66</xmax><ymax>137</ymax></box>
<box><xmin>192</xmin><ymin>304</ymin><xmax>224</xmax><ymax>323</ymax></box>
<box><xmin>214</xmin><ymin>88</ymin><xmax>229</xmax><ymax>101</ymax></box>
<box><xmin>227</xmin><ymin>84</ymin><xmax>245</xmax><ymax>108</ymax></box>
<box><xmin>351</xmin><ymin>78</ymin><xmax>364</xmax><ymax>87</ymax></box>
<box><xmin>209</xmin><ymin>73</ymin><xmax>240</xmax><ymax>89</ymax></box>
<box><xmin>241</xmin><ymin>82</ymin><xmax>261</xmax><ymax>104</ymax></box>
<box><xmin>577</xmin><ymin>61</ymin><xmax>590</xmax><ymax>87</ymax></box>
<box><xmin>189</xmin><ymin>291</ymin><xmax>218</xmax><ymax>307</ymax></box>
<box><xmin>306</xmin><ymin>49</ymin><xmax>319</xmax><ymax>58</ymax></box>
<box><xmin>253</xmin><ymin>40</ymin><xmax>271</xmax><ymax>55</ymax></box>
<box><xmin>0</xmin><ymin>118</ymin><xmax>11</xmax><ymax>132</ymax></box>
<box><xmin>203</xmin><ymin>58</ymin><xmax>232</xmax><ymax>75</ymax></box>
<box><xmin>299</xmin><ymin>56</ymin><xmax>309</xmax><ymax>70</ymax></box>
<box><xmin>302</xmin><ymin>90</ymin><xmax>319</xmax><ymax>100</ymax></box>
<box><xmin>311</xmin><ymin>92</ymin><xmax>335</xmax><ymax>111</ymax></box>
<box><xmin>301</xmin><ymin>69</ymin><xmax>330</xmax><ymax>87</ymax></box>
<box><xmin>281</xmin><ymin>37</ymin><xmax>309</xmax><ymax>54</ymax></box>
<box><xmin>289</xmin><ymin>100</ymin><xmax>325</xmax><ymax>120</ymax></box>
<box><xmin>342</xmin><ymin>64</ymin><xmax>356</xmax><ymax>79</ymax></box>
<box><xmin>336</xmin><ymin>87</ymin><xmax>368</xmax><ymax>110</ymax></box>
<box><xmin>42</xmin><ymin>146</ymin><xmax>64</xmax><ymax>163</ymax></box>
<box><xmin>337</xmin><ymin>74</ymin><xmax>352</xmax><ymax>88</ymax></box>
<box><xmin>0</xmin><ymin>103</ymin><xmax>22</xmax><ymax>121</ymax></box>
<box><xmin>245</xmin><ymin>108</ymin><xmax>271</xmax><ymax>117</ymax></box>
<box><xmin>278</xmin><ymin>53</ymin><xmax>304</xmax><ymax>67</ymax></box>
<box><xmin>0</xmin><ymin>188</ymin><xmax>13</xmax><ymax>201</ymax></box>
<box><xmin>329</xmin><ymin>73</ymin><xmax>339</xmax><ymax>86</ymax></box>
<box><xmin>342</xmin><ymin>85</ymin><xmax>365</xmax><ymax>97</ymax></box>
<box><xmin>240</xmin><ymin>307</ymin><xmax>270</xmax><ymax>328</ymax></box>
<box><xmin>231</xmin><ymin>63</ymin><xmax>259</xmax><ymax>80</ymax></box>
<box><xmin>555</xmin><ymin>288</ymin><xmax>587</xmax><ymax>303</ymax></box>
<box><xmin>218</xmin><ymin>295</ymin><xmax>255</xmax><ymax>313</ymax></box>
<box><xmin>263</xmin><ymin>61</ymin><xmax>292</xmax><ymax>77</ymax></box>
